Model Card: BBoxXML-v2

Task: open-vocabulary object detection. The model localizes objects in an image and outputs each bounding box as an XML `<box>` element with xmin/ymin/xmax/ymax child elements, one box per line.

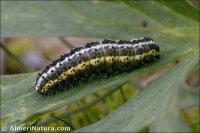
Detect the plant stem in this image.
<box><xmin>59</xmin><ymin>37</ymin><xmax>74</xmax><ymax>49</ymax></box>
<box><xmin>51</xmin><ymin>115</ymin><xmax>75</xmax><ymax>130</ymax></box>
<box><xmin>0</xmin><ymin>44</ymin><xmax>31</xmax><ymax>72</ymax></box>
<box><xmin>119</xmin><ymin>87</ymin><xmax>127</xmax><ymax>102</ymax></box>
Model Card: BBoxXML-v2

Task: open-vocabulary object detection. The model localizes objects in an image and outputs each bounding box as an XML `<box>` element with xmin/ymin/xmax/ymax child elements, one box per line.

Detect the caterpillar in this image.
<box><xmin>33</xmin><ymin>37</ymin><xmax>160</xmax><ymax>95</ymax></box>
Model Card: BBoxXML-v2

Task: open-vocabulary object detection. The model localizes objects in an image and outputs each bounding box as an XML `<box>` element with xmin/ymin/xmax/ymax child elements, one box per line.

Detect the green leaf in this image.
<box><xmin>1</xmin><ymin>1</ymin><xmax>199</xmax><ymax>38</ymax></box>
<box><xmin>76</xmin><ymin>51</ymin><xmax>199</xmax><ymax>132</ymax></box>
<box><xmin>1</xmin><ymin>0</ymin><xmax>199</xmax><ymax>131</ymax></box>
<box><xmin>178</xmin><ymin>84</ymin><xmax>200</xmax><ymax>108</ymax></box>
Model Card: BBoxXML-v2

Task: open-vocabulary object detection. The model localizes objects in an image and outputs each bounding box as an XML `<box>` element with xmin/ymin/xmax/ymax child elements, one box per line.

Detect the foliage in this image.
<box><xmin>1</xmin><ymin>1</ymin><xmax>199</xmax><ymax>132</ymax></box>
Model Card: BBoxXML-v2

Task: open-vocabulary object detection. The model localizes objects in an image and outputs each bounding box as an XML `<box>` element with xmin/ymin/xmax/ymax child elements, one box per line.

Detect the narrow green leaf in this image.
<box><xmin>178</xmin><ymin>84</ymin><xmax>200</xmax><ymax>108</ymax></box>
<box><xmin>1</xmin><ymin>1</ymin><xmax>198</xmax><ymax>37</ymax></box>
<box><xmin>149</xmin><ymin>86</ymin><xmax>191</xmax><ymax>132</ymax></box>
<box><xmin>1</xmin><ymin>1</ymin><xmax>199</xmax><ymax>130</ymax></box>
<box><xmin>157</xmin><ymin>0</ymin><xmax>199</xmax><ymax>21</ymax></box>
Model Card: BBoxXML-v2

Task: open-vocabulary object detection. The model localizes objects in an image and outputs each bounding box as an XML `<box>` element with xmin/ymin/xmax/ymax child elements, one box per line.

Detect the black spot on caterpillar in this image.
<box><xmin>33</xmin><ymin>37</ymin><xmax>160</xmax><ymax>95</ymax></box>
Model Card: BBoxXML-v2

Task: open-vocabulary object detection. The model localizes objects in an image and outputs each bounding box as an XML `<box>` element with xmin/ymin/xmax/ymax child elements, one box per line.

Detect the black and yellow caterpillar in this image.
<box><xmin>34</xmin><ymin>37</ymin><xmax>160</xmax><ymax>95</ymax></box>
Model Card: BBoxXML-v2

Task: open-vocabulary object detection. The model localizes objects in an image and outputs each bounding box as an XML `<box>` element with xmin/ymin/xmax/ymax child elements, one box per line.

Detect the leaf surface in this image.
<box><xmin>1</xmin><ymin>1</ymin><xmax>199</xmax><ymax>131</ymax></box>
